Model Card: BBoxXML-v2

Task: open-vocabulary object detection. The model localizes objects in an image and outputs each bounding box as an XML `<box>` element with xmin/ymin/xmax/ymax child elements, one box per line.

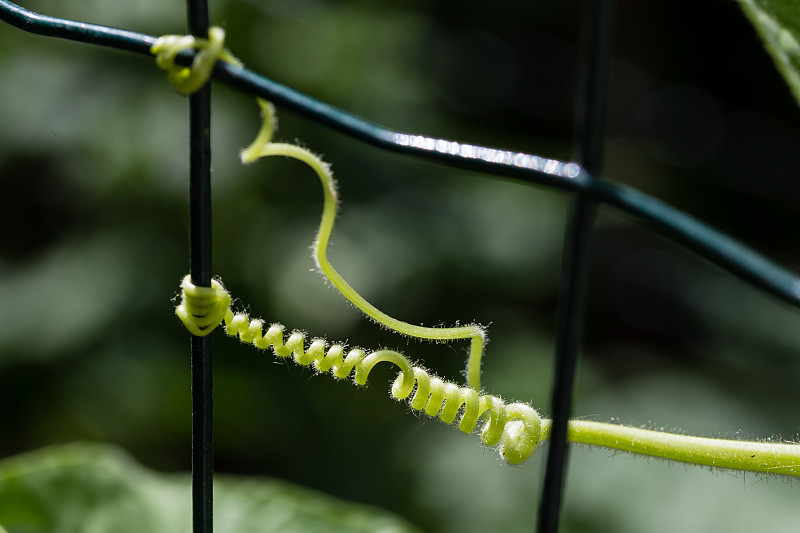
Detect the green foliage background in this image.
<box><xmin>1</xmin><ymin>0</ymin><xmax>799</xmax><ymax>531</ymax></box>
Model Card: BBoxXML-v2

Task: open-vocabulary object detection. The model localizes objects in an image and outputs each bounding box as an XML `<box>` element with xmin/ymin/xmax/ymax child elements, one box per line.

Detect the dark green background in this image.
<box><xmin>1</xmin><ymin>1</ymin><xmax>798</xmax><ymax>531</ymax></box>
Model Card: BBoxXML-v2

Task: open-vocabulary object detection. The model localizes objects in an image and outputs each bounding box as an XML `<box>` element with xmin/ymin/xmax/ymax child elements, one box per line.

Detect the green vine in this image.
<box><xmin>160</xmin><ymin>31</ymin><xmax>800</xmax><ymax>475</ymax></box>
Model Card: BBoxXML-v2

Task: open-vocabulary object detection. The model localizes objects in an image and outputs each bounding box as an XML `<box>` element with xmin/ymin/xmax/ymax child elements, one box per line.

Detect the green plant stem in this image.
<box><xmin>536</xmin><ymin>419</ymin><xmax>800</xmax><ymax>476</ymax></box>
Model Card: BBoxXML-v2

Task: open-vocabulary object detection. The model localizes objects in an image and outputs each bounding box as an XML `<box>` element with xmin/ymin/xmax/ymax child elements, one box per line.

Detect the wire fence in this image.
<box><xmin>1</xmin><ymin>1</ymin><xmax>798</xmax><ymax>532</ymax></box>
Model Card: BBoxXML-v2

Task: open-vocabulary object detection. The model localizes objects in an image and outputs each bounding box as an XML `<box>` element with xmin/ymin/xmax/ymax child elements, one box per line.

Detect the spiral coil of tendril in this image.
<box><xmin>176</xmin><ymin>275</ymin><xmax>542</xmax><ymax>464</ymax></box>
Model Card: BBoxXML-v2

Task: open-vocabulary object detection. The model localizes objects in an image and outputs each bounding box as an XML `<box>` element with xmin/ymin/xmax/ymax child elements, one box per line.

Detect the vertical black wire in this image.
<box><xmin>187</xmin><ymin>0</ymin><xmax>213</xmax><ymax>532</ymax></box>
<box><xmin>537</xmin><ymin>1</ymin><xmax>614</xmax><ymax>532</ymax></box>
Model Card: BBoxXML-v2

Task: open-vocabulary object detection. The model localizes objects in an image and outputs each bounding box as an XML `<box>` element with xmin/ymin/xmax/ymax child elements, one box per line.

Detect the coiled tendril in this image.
<box><xmin>176</xmin><ymin>274</ymin><xmax>542</xmax><ymax>464</ymax></box>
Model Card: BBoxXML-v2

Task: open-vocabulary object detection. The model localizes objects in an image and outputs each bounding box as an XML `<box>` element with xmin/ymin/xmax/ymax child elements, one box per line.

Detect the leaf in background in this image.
<box><xmin>0</xmin><ymin>444</ymin><xmax>422</xmax><ymax>533</ymax></box>
<box><xmin>735</xmin><ymin>0</ymin><xmax>800</xmax><ymax>106</ymax></box>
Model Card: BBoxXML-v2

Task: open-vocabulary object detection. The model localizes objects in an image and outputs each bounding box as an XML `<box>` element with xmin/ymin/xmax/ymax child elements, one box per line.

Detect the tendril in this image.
<box><xmin>173</xmin><ymin>98</ymin><xmax>800</xmax><ymax>475</ymax></box>
<box><xmin>240</xmin><ymin>98</ymin><xmax>487</xmax><ymax>391</ymax></box>
<box><xmin>175</xmin><ymin>275</ymin><xmax>230</xmax><ymax>336</ymax></box>
<box><xmin>176</xmin><ymin>275</ymin><xmax>542</xmax><ymax>464</ymax></box>
<box><xmin>176</xmin><ymin>275</ymin><xmax>800</xmax><ymax>474</ymax></box>
<box><xmin>151</xmin><ymin>27</ymin><xmax>242</xmax><ymax>95</ymax></box>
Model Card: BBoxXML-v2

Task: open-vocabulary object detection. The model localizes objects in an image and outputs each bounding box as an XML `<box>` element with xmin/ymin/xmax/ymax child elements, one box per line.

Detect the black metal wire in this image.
<box><xmin>538</xmin><ymin>2</ymin><xmax>615</xmax><ymax>531</ymax></box>
<box><xmin>2</xmin><ymin>0</ymin><xmax>796</xmax><ymax>313</ymax></box>
<box><xmin>0</xmin><ymin>0</ymin><xmax>154</xmax><ymax>53</ymax></box>
<box><xmin>187</xmin><ymin>1</ymin><xmax>214</xmax><ymax>532</ymax></box>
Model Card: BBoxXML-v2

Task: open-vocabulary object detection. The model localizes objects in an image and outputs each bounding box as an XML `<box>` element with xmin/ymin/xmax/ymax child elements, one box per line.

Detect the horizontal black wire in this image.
<box><xmin>2</xmin><ymin>0</ymin><xmax>799</xmax><ymax>309</ymax></box>
<box><xmin>0</xmin><ymin>0</ymin><xmax>154</xmax><ymax>52</ymax></box>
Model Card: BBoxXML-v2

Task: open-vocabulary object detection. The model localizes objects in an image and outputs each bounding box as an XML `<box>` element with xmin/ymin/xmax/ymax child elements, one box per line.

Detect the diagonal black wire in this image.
<box><xmin>538</xmin><ymin>1</ymin><xmax>615</xmax><ymax>531</ymax></box>
<box><xmin>1</xmin><ymin>0</ymin><xmax>797</xmax><ymax>313</ymax></box>
<box><xmin>186</xmin><ymin>0</ymin><xmax>214</xmax><ymax>532</ymax></box>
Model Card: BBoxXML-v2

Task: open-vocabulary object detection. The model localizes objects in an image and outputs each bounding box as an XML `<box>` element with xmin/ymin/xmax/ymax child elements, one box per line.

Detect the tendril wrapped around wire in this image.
<box><xmin>151</xmin><ymin>26</ymin><xmax>242</xmax><ymax>95</ymax></box>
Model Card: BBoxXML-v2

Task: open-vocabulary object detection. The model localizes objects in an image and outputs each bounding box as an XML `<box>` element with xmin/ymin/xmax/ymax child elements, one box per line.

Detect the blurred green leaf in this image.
<box><xmin>736</xmin><ymin>0</ymin><xmax>800</xmax><ymax>106</ymax></box>
<box><xmin>0</xmin><ymin>444</ymin><xmax>422</xmax><ymax>533</ymax></box>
